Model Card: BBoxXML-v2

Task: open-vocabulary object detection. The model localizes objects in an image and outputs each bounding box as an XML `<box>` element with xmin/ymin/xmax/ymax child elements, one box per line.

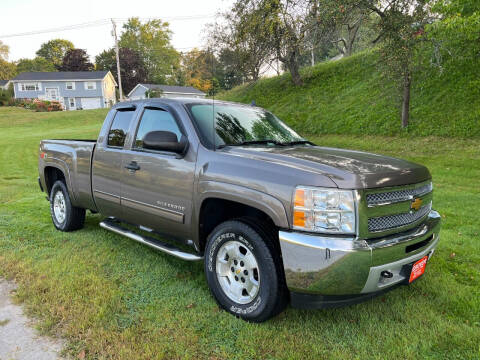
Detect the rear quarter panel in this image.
<box><xmin>39</xmin><ymin>140</ymin><xmax>96</xmax><ymax>210</ymax></box>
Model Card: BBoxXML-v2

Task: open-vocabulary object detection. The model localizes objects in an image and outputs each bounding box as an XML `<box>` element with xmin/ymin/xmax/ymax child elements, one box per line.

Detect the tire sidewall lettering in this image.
<box><xmin>207</xmin><ymin>229</ymin><xmax>262</xmax><ymax>314</ymax></box>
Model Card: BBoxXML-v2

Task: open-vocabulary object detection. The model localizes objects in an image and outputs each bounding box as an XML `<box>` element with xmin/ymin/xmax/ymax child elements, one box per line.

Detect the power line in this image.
<box><xmin>0</xmin><ymin>20</ymin><xmax>110</xmax><ymax>39</ymax></box>
<box><xmin>0</xmin><ymin>15</ymin><xmax>215</xmax><ymax>39</ymax></box>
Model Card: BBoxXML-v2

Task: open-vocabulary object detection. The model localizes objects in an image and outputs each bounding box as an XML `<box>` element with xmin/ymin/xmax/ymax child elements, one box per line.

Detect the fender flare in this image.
<box><xmin>195</xmin><ymin>180</ymin><xmax>290</xmax><ymax>230</ymax></box>
<box><xmin>42</xmin><ymin>159</ymin><xmax>76</xmax><ymax>203</ymax></box>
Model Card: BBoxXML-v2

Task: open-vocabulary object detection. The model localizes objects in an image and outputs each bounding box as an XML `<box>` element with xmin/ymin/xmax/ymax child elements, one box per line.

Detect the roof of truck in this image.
<box><xmin>113</xmin><ymin>97</ymin><xmax>255</xmax><ymax>109</ymax></box>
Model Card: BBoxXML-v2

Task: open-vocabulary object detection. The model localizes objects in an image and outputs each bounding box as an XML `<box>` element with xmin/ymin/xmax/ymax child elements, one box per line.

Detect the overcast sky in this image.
<box><xmin>0</xmin><ymin>0</ymin><xmax>232</xmax><ymax>62</ymax></box>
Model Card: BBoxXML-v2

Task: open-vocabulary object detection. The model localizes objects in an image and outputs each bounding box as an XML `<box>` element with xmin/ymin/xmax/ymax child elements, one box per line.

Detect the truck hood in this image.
<box><xmin>222</xmin><ymin>145</ymin><xmax>431</xmax><ymax>189</ymax></box>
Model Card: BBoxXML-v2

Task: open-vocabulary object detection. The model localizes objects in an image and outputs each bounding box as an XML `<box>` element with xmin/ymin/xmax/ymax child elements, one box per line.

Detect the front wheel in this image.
<box><xmin>204</xmin><ymin>220</ymin><xmax>287</xmax><ymax>322</ymax></box>
<box><xmin>49</xmin><ymin>180</ymin><xmax>85</xmax><ymax>231</ymax></box>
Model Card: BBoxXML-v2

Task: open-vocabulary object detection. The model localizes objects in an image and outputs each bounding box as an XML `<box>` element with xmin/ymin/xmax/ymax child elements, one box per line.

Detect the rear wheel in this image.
<box><xmin>204</xmin><ymin>220</ymin><xmax>287</xmax><ymax>322</ymax></box>
<box><xmin>49</xmin><ymin>180</ymin><xmax>85</xmax><ymax>231</ymax></box>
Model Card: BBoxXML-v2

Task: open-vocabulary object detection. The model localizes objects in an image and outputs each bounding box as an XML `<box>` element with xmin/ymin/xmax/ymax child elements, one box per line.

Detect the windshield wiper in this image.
<box><xmin>217</xmin><ymin>140</ymin><xmax>285</xmax><ymax>149</ymax></box>
<box><xmin>281</xmin><ymin>140</ymin><xmax>315</xmax><ymax>146</ymax></box>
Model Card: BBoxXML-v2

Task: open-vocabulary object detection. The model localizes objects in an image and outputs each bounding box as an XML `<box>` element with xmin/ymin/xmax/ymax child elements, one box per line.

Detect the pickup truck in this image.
<box><xmin>38</xmin><ymin>98</ymin><xmax>441</xmax><ymax>322</ymax></box>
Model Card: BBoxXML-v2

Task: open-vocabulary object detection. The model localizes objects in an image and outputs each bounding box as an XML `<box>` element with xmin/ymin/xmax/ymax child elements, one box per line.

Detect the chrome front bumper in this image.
<box><xmin>279</xmin><ymin>210</ymin><xmax>441</xmax><ymax>301</ymax></box>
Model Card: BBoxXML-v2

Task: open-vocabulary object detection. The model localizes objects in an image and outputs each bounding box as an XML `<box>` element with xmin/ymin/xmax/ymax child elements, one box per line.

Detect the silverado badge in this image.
<box><xmin>411</xmin><ymin>197</ymin><xmax>423</xmax><ymax>211</ymax></box>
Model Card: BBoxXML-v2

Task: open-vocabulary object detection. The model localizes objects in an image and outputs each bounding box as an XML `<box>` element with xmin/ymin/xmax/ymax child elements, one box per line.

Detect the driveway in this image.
<box><xmin>0</xmin><ymin>279</ymin><xmax>63</xmax><ymax>360</ymax></box>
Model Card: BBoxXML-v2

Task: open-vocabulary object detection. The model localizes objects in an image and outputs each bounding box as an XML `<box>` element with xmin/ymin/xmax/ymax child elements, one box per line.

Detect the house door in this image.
<box><xmin>45</xmin><ymin>88</ymin><xmax>59</xmax><ymax>100</ymax></box>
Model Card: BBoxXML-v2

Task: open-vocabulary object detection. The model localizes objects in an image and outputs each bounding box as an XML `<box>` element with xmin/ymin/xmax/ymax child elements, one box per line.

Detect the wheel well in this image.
<box><xmin>198</xmin><ymin>198</ymin><xmax>278</xmax><ymax>252</ymax></box>
<box><xmin>44</xmin><ymin>167</ymin><xmax>66</xmax><ymax>195</ymax></box>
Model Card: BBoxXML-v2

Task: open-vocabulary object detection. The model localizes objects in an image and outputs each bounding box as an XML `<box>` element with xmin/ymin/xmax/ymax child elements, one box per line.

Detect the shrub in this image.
<box><xmin>49</xmin><ymin>101</ymin><xmax>63</xmax><ymax>111</ymax></box>
<box><xmin>0</xmin><ymin>89</ymin><xmax>11</xmax><ymax>106</ymax></box>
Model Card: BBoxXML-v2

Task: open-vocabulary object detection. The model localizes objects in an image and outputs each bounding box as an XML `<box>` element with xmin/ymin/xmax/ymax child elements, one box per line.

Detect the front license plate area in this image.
<box><xmin>409</xmin><ymin>256</ymin><xmax>428</xmax><ymax>283</ymax></box>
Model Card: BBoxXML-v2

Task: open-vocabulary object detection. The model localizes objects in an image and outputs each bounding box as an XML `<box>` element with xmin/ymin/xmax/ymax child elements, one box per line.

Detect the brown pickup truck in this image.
<box><xmin>38</xmin><ymin>98</ymin><xmax>441</xmax><ymax>322</ymax></box>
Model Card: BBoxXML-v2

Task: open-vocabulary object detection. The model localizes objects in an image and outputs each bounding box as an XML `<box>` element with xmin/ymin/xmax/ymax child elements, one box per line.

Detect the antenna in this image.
<box><xmin>211</xmin><ymin>31</ymin><xmax>216</xmax><ymax>151</ymax></box>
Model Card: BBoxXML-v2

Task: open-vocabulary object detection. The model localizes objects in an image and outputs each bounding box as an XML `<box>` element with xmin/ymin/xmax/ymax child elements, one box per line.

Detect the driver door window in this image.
<box><xmin>134</xmin><ymin>108</ymin><xmax>183</xmax><ymax>149</ymax></box>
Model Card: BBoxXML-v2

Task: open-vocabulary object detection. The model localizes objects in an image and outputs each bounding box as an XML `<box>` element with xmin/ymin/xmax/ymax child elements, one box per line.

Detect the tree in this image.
<box><xmin>227</xmin><ymin>0</ymin><xmax>318</xmax><ymax>86</ymax></box>
<box><xmin>364</xmin><ymin>0</ymin><xmax>433</xmax><ymax>127</ymax></box>
<box><xmin>181</xmin><ymin>48</ymin><xmax>215</xmax><ymax>93</ymax></box>
<box><xmin>427</xmin><ymin>0</ymin><xmax>480</xmax><ymax>67</ymax></box>
<box><xmin>0</xmin><ymin>40</ymin><xmax>9</xmax><ymax>61</ymax></box>
<box><xmin>329</xmin><ymin>3</ymin><xmax>368</xmax><ymax>57</ymax></box>
<box><xmin>206</xmin><ymin>14</ymin><xmax>271</xmax><ymax>82</ymax></box>
<box><xmin>119</xmin><ymin>17</ymin><xmax>181</xmax><ymax>84</ymax></box>
<box><xmin>218</xmin><ymin>48</ymin><xmax>249</xmax><ymax>89</ymax></box>
<box><xmin>95</xmin><ymin>47</ymin><xmax>147</xmax><ymax>94</ymax></box>
<box><xmin>0</xmin><ymin>59</ymin><xmax>16</xmax><ymax>79</ymax></box>
<box><xmin>58</xmin><ymin>49</ymin><xmax>94</xmax><ymax>71</ymax></box>
<box><xmin>36</xmin><ymin>39</ymin><xmax>74</xmax><ymax>67</ymax></box>
<box><xmin>16</xmin><ymin>57</ymin><xmax>56</xmax><ymax>73</ymax></box>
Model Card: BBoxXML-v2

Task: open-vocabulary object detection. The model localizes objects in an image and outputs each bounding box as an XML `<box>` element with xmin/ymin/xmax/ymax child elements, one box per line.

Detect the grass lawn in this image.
<box><xmin>0</xmin><ymin>106</ymin><xmax>479</xmax><ymax>359</ymax></box>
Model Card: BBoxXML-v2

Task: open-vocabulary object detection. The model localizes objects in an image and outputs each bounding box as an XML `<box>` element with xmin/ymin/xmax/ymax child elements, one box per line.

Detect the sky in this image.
<box><xmin>0</xmin><ymin>0</ymin><xmax>233</xmax><ymax>62</ymax></box>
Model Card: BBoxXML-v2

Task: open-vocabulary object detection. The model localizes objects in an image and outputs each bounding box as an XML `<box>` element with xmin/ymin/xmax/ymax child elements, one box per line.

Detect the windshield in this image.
<box><xmin>187</xmin><ymin>103</ymin><xmax>304</xmax><ymax>148</ymax></box>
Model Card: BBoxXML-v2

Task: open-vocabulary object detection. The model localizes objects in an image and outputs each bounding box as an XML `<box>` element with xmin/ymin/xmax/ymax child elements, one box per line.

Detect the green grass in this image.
<box><xmin>0</xmin><ymin>107</ymin><xmax>479</xmax><ymax>359</ymax></box>
<box><xmin>217</xmin><ymin>50</ymin><xmax>480</xmax><ymax>137</ymax></box>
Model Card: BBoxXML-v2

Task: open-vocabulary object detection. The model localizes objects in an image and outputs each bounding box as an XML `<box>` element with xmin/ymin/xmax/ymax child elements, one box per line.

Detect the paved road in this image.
<box><xmin>0</xmin><ymin>279</ymin><xmax>63</xmax><ymax>360</ymax></box>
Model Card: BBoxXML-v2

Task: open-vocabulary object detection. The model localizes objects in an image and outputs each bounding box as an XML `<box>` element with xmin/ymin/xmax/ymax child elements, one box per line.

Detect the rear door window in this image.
<box><xmin>107</xmin><ymin>109</ymin><xmax>135</xmax><ymax>147</ymax></box>
<box><xmin>134</xmin><ymin>108</ymin><xmax>183</xmax><ymax>148</ymax></box>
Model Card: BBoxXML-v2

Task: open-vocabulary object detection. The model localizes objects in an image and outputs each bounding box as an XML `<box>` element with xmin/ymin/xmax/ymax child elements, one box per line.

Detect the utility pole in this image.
<box><xmin>111</xmin><ymin>19</ymin><xmax>123</xmax><ymax>101</ymax></box>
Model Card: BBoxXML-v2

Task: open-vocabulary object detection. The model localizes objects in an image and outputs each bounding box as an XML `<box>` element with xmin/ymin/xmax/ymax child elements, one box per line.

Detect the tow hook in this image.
<box><xmin>381</xmin><ymin>270</ymin><xmax>394</xmax><ymax>279</ymax></box>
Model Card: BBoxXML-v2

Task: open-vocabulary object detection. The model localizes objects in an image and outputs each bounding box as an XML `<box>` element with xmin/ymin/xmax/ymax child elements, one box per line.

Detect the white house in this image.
<box><xmin>11</xmin><ymin>71</ymin><xmax>117</xmax><ymax>110</ymax></box>
<box><xmin>128</xmin><ymin>83</ymin><xmax>206</xmax><ymax>100</ymax></box>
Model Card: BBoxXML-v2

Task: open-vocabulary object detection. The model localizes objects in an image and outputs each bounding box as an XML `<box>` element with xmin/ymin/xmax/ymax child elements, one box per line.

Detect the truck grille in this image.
<box><xmin>366</xmin><ymin>182</ymin><xmax>432</xmax><ymax>206</ymax></box>
<box><xmin>368</xmin><ymin>202</ymin><xmax>432</xmax><ymax>232</ymax></box>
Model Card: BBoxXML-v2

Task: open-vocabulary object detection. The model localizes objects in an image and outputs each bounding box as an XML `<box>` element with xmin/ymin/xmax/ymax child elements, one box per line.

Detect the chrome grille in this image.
<box><xmin>366</xmin><ymin>182</ymin><xmax>432</xmax><ymax>206</ymax></box>
<box><xmin>368</xmin><ymin>202</ymin><xmax>432</xmax><ymax>232</ymax></box>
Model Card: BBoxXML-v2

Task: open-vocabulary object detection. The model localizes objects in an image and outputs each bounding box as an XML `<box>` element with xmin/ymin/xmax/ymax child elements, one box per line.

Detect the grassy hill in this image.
<box><xmin>217</xmin><ymin>50</ymin><xmax>480</xmax><ymax>137</ymax></box>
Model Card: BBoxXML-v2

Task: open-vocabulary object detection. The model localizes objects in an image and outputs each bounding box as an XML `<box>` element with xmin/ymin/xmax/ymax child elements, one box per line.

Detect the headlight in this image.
<box><xmin>293</xmin><ymin>187</ymin><xmax>357</xmax><ymax>234</ymax></box>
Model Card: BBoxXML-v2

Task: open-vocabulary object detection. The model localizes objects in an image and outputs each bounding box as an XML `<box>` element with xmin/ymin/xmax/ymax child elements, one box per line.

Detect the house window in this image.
<box><xmin>84</xmin><ymin>82</ymin><xmax>96</xmax><ymax>90</ymax></box>
<box><xmin>66</xmin><ymin>82</ymin><xmax>75</xmax><ymax>90</ymax></box>
<box><xmin>19</xmin><ymin>83</ymin><xmax>41</xmax><ymax>91</ymax></box>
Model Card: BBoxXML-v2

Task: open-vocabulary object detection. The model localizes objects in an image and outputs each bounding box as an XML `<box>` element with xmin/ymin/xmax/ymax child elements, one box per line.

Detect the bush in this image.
<box><xmin>0</xmin><ymin>89</ymin><xmax>12</xmax><ymax>106</ymax></box>
<box><xmin>11</xmin><ymin>98</ymin><xmax>64</xmax><ymax>112</ymax></box>
<box><xmin>49</xmin><ymin>101</ymin><xmax>63</xmax><ymax>111</ymax></box>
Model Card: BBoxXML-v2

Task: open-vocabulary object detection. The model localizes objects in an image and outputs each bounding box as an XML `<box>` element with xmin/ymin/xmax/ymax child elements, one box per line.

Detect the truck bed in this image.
<box><xmin>39</xmin><ymin>139</ymin><xmax>97</xmax><ymax>211</ymax></box>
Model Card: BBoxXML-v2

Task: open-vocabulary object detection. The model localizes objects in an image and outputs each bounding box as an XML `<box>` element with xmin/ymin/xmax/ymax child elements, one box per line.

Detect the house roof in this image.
<box><xmin>12</xmin><ymin>71</ymin><xmax>111</xmax><ymax>82</ymax></box>
<box><xmin>0</xmin><ymin>80</ymin><xmax>9</xmax><ymax>87</ymax></box>
<box><xmin>134</xmin><ymin>83</ymin><xmax>205</xmax><ymax>96</ymax></box>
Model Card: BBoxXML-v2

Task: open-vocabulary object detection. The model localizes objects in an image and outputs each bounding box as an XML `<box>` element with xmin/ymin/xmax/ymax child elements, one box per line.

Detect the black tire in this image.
<box><xmin>49</xmin><ymin>180</ymin><xmax>85</xmax><ymax>231</ymax></box>
<box><xmin>204</xmin><ymin>219</ymin><xmax>287</xmax><ymax>322</ymax></box>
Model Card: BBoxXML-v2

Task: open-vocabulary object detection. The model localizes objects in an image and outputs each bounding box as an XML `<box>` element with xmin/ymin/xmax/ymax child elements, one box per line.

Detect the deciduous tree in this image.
<box><xmin>0</xmin><ymin>59</ymin><xmax>16</xmax><ymax>79</ymax></box>
<box><xmin>0</xmin><ymin>40</ymin><xmax>9</xmax><ymax>61</ymax></box>
<box><xmin>16</xmin><ymin>57</ymin><xmax>56</xmax><ymax>73</ymax></box>
<box><xmin>95</xmin><ymin>47</ymin><xmax>147</xmax><ymax>94</ymax></box>
<box><xmin>58</xmin><ymin>49</ymin><xmax>94</xmax><ymax>71</ymax></box>
<box><xmin>36</xmin><ymin>39</ymin><xmax>74</xmax><ymax>68</ymax></box>
<box><xmin>119</xmin><ymin>18</ymin><xmax>181</xmax><ymax>84</ymax></box>
<box><xmin>363</xmin><ymin>0</ymin><xmax>433</xmax><ymax>127</ymax></box>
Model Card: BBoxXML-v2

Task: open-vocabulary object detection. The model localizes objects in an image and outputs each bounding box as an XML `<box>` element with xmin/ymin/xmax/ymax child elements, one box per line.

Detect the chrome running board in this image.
<box><xmin>99</xmin><ymin>219</ymin><xmax>203</xmax><ymax>261</ymax></box>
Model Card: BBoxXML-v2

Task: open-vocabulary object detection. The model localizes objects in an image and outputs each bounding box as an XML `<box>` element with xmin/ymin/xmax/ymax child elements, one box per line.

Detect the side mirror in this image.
<box><xmin>142</xmin><ymin>131</ymin><xmax>188</xmax><ymax>154</ymax></box>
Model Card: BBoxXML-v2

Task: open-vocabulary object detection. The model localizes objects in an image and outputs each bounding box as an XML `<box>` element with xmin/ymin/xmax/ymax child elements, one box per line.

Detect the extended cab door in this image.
<box><xmin>120</xmin><ymin>105</ymin><xmax>196</xmax><ymax>240</ymax></box>
<box><xmin>92</xmin><ymin>106</ymin><xmax>137</xmax><ymax>219</ymax></box>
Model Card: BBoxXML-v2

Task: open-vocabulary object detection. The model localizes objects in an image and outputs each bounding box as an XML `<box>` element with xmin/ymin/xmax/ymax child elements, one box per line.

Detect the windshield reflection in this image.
<box><xmin>188</xmin><ymin>104</ymin><xmax>304</xmax><ymax>148</ymax></box>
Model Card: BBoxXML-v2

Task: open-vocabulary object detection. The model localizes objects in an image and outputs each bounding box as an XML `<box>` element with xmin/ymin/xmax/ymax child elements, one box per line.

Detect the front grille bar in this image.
<box><xmin>366</xmin><ymin>182</ymin><xmax>432</xmax><ymax>207</ymax></box>
<box><xmin>367</xmin><ymin>202</ymin><xmax>432</xmax><ymax>232</ymax></box>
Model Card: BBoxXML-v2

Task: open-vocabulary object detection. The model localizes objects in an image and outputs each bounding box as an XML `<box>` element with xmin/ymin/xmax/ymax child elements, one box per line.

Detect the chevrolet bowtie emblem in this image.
<box><xmin>411</xmin><ymin>197</ymin><xmax>423</xmax><ymax>211</ymax></box>
<box><xmin>236</xmin><ymin>269</ymin><xmax>241</xmax><ymax>274</ymax></box>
